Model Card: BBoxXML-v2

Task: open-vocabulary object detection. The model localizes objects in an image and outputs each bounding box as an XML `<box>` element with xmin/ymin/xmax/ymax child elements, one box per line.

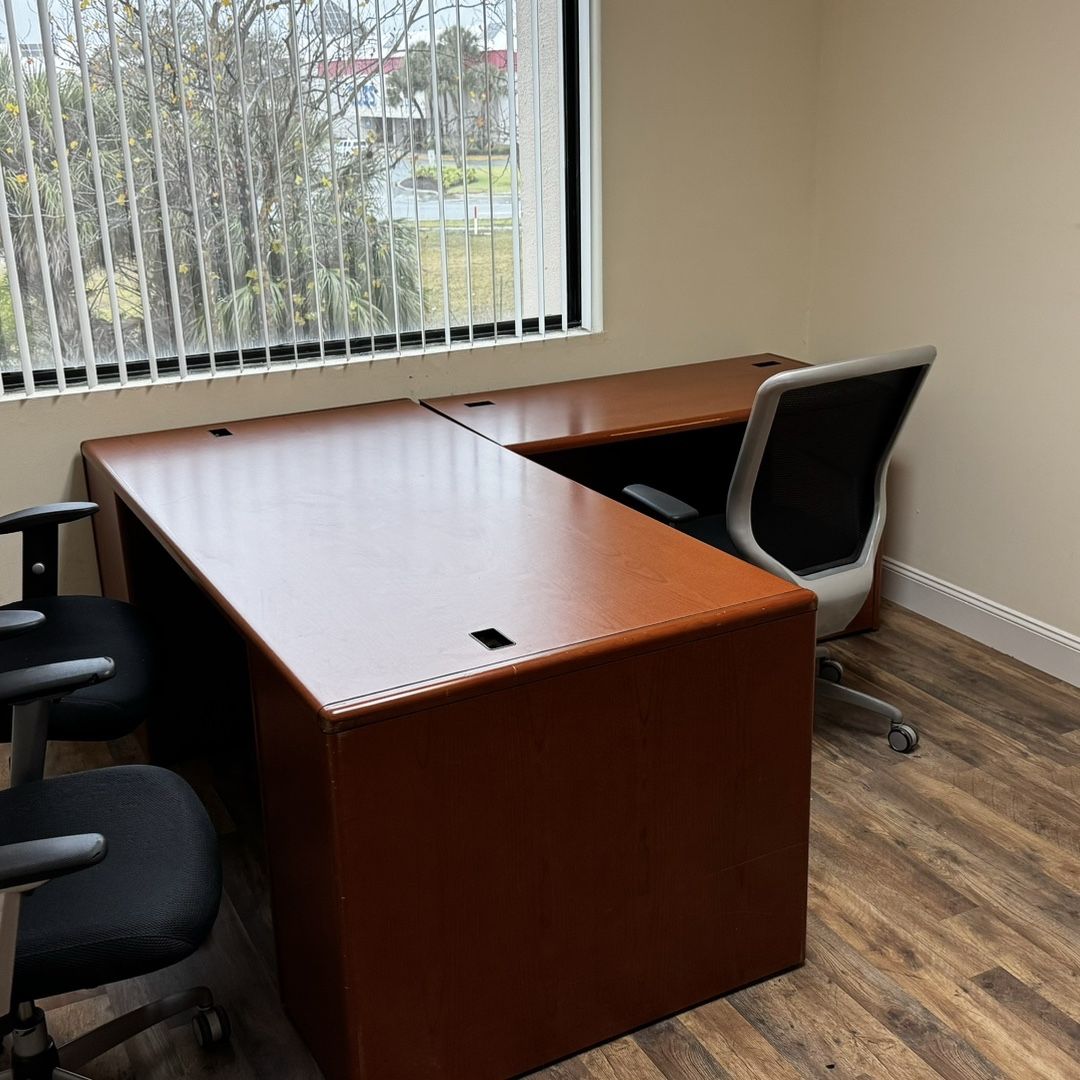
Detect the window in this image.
<box><xmin>0</xmin><ymin>0</ymin><xmax>591</xmax><ymax>396</ymax></box>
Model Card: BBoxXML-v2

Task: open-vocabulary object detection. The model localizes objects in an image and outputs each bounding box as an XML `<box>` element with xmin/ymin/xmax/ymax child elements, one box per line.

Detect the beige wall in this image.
<box><xmin>0</xmin><ymin>0</ymin><xmax>821</xmax><ymax>602</ymax></box>
<box><xmin>810</xmin><ymin>0</ymin><xmax>1080</xmax><ymax>634</ymax></box>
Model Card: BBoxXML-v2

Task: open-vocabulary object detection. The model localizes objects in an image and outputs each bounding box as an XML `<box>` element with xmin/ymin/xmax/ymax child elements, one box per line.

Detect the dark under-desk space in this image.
<box><xmin>529</xmin><ymin>422</ymin><xmax>748</xmax><ymax>522</ymax></box>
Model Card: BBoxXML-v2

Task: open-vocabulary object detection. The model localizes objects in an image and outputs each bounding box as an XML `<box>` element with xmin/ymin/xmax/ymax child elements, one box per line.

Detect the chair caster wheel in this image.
<box><xmin>818</xmin><ymin>658</ymin><xmax>844</xmax><ymax>684</ymax></box>
<box><xmin>888</xmin><ymin>724</ymin><xmax>919</xmax><ymax>753</ymax></box>
<box><xmin>192</xmin><ymin>1005</ymin><xmax>231</xmax><ymax>1049</ymax></box>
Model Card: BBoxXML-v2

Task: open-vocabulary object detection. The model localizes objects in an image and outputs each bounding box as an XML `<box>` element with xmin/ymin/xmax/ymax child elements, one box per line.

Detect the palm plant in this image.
<box><xmin>385</xmin><ymin>26</ymin><xmax>491</xmax><ymax>165</ymax></box>
<box><xmin>0</xmin><ymin>53</ymin><xmax>127</xmax><ymax>364</ymax></box>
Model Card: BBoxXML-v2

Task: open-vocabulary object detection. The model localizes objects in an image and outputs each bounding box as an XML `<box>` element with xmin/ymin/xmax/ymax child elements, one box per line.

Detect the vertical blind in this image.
<box><xmin>0</xmin><ymin>0</ymin><xmax>578</xmax><ymax>396</ymax></box>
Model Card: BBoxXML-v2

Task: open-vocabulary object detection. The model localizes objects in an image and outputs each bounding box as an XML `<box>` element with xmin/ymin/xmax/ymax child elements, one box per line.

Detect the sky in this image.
<box><xmin>1</xmin><ymin>0</ymin><xmax>40</xmax><ymax>44</ymax></box>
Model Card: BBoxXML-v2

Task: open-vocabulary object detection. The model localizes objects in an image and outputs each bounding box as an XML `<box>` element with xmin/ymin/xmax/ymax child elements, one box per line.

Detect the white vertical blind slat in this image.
<box><xmin>230</xmin><ymin>4</ymin><xmax>273</xmax><ymax>368</ymax></box>
<box><xmin>228</xmin><ymin>2</ymin><xmax>272</xmax><ymax>369</ymax></box>
<box><xmin>426</xmin><ymin>0</ymin><xmax>452</xmax><ymax>342</ymax></box>
<box><xmin>373</xmin><ymin>0</ymin><xmax>403</xmax><ymax>351</ymax></box>
<box><xmin>0</xmin><ymin>161</ymin><xmax>33</xmax><ymax>393</ymax></box>
<box><xmin>71</xmin><ymin>0</ymin><xmax>127</xmax><ymax>384</ymax></box>
<box><xmin>555</xmin><ymin>0</ymin><xmax>568</xmax><ymax>334</ymax></box>
<box><xmin>259</xmin><ymin>0</ymin><xmax>300</xmax><ymax>366</ymax></box>
<box><xmin>317</xmin><ymin>1</ymin><xmax>352</xmax><ymax>359</ymax></box>
<box><xmin>454</xmin><ymin>0</ymin><xmax>474</xmax><ymax>342</ymax></box>
<box><xmin>504</xmin><ymin>0</ymin><xmax>524</xmax><ymax>338</ymax></box>
<box><xmin>168</xmin><ymin>0</ymin><xmax>216</xmax><ymax>373</ymax></box>
<box><xmin>287</xmin><ymin>2</ymin><xmax>328</xmax><ymax>362</ymax></box>
<box><xmin>401</xmin><ymin>26</ymin><xmax>427</xmax><ymax>345</ymax></box>
<box><xmin>3</xmin><ymin>1</ymin><xmax>65</xmax><ymax>390</ymax></box>
<box><xmin>578</xmin><ymin>0</ymin><xmax>593</xmax><ymax>329</ymax></box>
<box><xmin>529</xmin><ymin>0</ymin><xmax>545</xmax><ymax>334</ymax></box>
<box><xmin>103</xmin><ymin>0</ymin><xmax>158</xmax><ymax>380</ymax></box>
<box><xmin>345</xmin><ymin>1</ymin><xmax>382</xmax><ymax>354</ymax></box>
<box><xmin>136</xmin><ymin>0</ymin><xmax>187</xmax><ymax>375</ymax></box>
<box><xmin>201</xmin><ymin>3</ymin><xmax>243</xmax><ymax>357</ymax></box>
<box><xmin>34</xmin><ymin>0</ymin><xmax>95</xmax><ymax>384</ymax></box>
<box><xmin>480</xmin><ymin>0</ymin><xmax>498</xmax><ymax>338</ymax></box>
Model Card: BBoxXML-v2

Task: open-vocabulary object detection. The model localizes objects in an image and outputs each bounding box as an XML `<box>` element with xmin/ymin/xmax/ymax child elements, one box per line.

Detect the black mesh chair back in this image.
<box><xmin>750</xmin><ymin>365</ymin><xmax>927</xmax><ymax>575</ymax></box>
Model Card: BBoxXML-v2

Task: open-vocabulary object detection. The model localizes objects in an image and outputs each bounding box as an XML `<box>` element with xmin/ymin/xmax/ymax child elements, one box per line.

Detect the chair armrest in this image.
<box><xmin>0</xmin><ymin>611</ymin><xmax>45</xmax><ymax>641</ymax></box>
<box><xmin>0</xmin><ymin>834</ymin><xmax>107</xmax><ymax>892</ymax></box>
<box><xmin>0</xmin><ymin>658</ymin><xmax>115</xmax><ymax>708</ymax></box>
<box><xmin>0</xmin><ymin>503</ymin><xmax>99</xmax><ymax>601</ymax></box>
<box><xmin>622</xmin><ymin>484</ymin><xmax>701</xmax><ymax>524</ymax></box>
<box><xmin>0</xmin><ymin>503</ymin><xmax>99</xmax><ymax>537</ymax></box>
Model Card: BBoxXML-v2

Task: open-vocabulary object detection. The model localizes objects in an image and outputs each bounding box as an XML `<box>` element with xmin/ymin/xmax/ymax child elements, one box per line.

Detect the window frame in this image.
<box><xmin>0</xmin><ymin>0</ymin><xmax>591</xmax><ymax>397</ymax></box>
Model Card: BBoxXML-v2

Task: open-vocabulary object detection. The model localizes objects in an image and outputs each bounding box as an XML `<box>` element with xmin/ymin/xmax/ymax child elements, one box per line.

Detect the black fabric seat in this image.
<box><xmin>0</xmin><ymin>596</ymin><xmax>158</xmax><ymax>741</ymax></box>
<box><xmin>2</xmin><ymin>765</ymin><xmax>221</xmax><ymax>1003</ymax></box>
<box><xmin>676</xmin><ymin>513</ymin><xmax>741</xmax><ymax>558</ymax></box>
<box><xmin>678</xmin><ymin>506</ymin><xmax>868</xmax><ymax>577</ymax></box>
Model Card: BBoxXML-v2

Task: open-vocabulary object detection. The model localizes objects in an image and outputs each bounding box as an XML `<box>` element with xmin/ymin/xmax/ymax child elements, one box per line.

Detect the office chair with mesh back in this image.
<box><xmin>0</xmin><ymin>503</ymin><xmax>159</xmax><ymax>750</ymax></box>
<box><xmin>0</xmin><ymin>610</ymin><xmax>229</xmax><ymax>1079</ymax></box>
<box><xmin>623</xmin><ymin>346</ymin><xmax>935</xmax><ymax>753</ymax></box>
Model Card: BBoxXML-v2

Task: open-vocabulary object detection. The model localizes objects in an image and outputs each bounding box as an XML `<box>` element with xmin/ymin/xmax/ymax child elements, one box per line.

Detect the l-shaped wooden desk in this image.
<box><xmin>83</xmin><ymin>354</ymin><xmax>820</xmax><ymax>1080</ymax></box>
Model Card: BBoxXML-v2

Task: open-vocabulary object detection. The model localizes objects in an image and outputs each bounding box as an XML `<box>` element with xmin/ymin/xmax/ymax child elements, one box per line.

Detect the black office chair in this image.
<box><xmin>0</xmin><ymin>617</ymin><xmax>229</xmax><ymax>1079</ymax></box>
<box><xmin>0</xmin><ymin>504</ymin><xmax>158</xmax><ymax>746</ymax></box>
<box><xmin>623</xmin><ymin>346</ymin><xmax>935</xmax><ymax>753</ymax></box>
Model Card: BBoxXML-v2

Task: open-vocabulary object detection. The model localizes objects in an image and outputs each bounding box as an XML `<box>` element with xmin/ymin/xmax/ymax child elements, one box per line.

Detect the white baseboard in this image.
<box><xmin>881</xmin><ymin>558</ymin><xmax>1080</xmax><ymax>688</ymax></box>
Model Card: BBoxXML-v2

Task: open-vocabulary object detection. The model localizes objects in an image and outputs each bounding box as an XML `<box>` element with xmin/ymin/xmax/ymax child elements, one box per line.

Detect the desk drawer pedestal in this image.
<box><xmin>251</xmin><ymin>611</ymin><xmax>815</xmax><ymax>1080</ymax></box>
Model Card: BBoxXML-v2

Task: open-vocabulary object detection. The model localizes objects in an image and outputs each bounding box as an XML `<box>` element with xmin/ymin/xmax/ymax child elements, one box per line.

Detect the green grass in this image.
<box><xmin>464</xmin><ymin>155</ymin><xmax>513</xmax><ymax>195</ymax></box>
<box><xmin>418</xmin><ymin>223</ymin><xmax>516</xmax><ymax>328</ymax></box>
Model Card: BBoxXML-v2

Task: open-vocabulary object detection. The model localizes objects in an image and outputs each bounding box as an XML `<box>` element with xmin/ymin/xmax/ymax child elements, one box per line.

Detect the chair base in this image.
<box><xmin>1</xmin><ymin>988</ymin><xmax>230</xmax><ymax>1079</ymax></box>
<box><xmin>815</xmin><ymin>648</ymin><xmax>919</xmax><ymax>753</ymax></box>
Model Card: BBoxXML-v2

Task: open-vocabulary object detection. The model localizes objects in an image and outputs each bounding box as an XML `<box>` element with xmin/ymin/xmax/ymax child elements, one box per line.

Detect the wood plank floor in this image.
<box><xmin>6</xmin><ymin>601</ymin><xmax>1079</xmax><ymax>1079</ymax></box>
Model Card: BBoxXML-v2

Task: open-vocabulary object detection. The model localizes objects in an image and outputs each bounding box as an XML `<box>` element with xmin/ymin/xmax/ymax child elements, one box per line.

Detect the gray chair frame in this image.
<box><xmin>726</xmin><ymin>346</ymin><xmax>935</xmax><ymax>638</ymax></box>
<box><xmin>727</xmin><ymin>346</ymin><xmax>934</xmax><ymax>752</ymax></box>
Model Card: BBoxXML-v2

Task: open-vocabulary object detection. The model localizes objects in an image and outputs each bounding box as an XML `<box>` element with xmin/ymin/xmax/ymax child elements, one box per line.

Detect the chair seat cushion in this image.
<box><xmin>0</xmin><ymin>596</ymin><xmax>158</xmax><ymax>741</ymax></box>
<box><xmin>2</xmin><ymin>765</ymin><xmax>221</xmax><ymax>1003</ymax></box>
<box><xmin>677</xmin><ymin>513</ymin><xmax>742</xmax><ymax>558</ymax></box>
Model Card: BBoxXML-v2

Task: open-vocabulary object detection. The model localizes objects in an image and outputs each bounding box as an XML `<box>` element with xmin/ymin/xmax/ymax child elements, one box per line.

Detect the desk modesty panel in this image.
<box><xmin>424</xmin><ymin>353</ymin><xmax>806</xmax><ymax>454</ymax></box>
<box><xmin>83</xmin><ymin>399</ymin><xmax>818</xmax><ymax>1080</ymax></box>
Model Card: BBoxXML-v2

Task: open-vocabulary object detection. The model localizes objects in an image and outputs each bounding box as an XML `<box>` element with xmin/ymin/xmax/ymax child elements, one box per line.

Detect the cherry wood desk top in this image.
<box><xmin>424</xmin><ymin>353</ymin><xmax>806</xmax><ymax>454</ymax></box>
<box><xmin>83</xmin><ymin>400</ymin><xmax>812</xmax><ymax>731</ymax></box>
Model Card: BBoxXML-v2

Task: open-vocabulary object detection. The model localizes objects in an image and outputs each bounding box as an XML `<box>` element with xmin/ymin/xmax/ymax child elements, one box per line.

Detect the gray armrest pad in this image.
<box><xmin>0</xmin><ymin>502</ymin><xmax>99</xmax><ymax>537</ymax></box>
<box><xmin>0</xmin><ymin>658</ymin><xmax>115</xmax><ymax>708</ymax></box>
<box><xmin>0</xmin><ymin>610</ymin><xmax>45</xmax><ymax>641</ymax></box>
<box><xmin>622</xmin><ymin>484</ymin><xmax>700</xmax><ymax>524</ymax></box>
<box><xmin>0</xmin><ymin>834</ymin><xmax>107</xmax><ymax>892</ymax></box>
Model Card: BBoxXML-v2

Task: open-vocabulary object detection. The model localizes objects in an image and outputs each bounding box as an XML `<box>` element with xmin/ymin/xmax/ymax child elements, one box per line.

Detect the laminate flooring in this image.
<box><xmin>6</xmin><ymin>603</ymin><xmax>1078</xmax><ymax>1079</ymax></box>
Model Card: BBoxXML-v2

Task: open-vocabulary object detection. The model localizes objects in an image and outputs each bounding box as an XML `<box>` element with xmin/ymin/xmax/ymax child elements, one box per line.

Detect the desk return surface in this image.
<box><xmin>83</xmin><ymin>399</ymin><xmax>818</xmax><ymax>1080</ymax></box>
<box><xmin>425</xmin><ymin>352</ymin><xmax>805</xmax><ymax>453</ymax></box>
